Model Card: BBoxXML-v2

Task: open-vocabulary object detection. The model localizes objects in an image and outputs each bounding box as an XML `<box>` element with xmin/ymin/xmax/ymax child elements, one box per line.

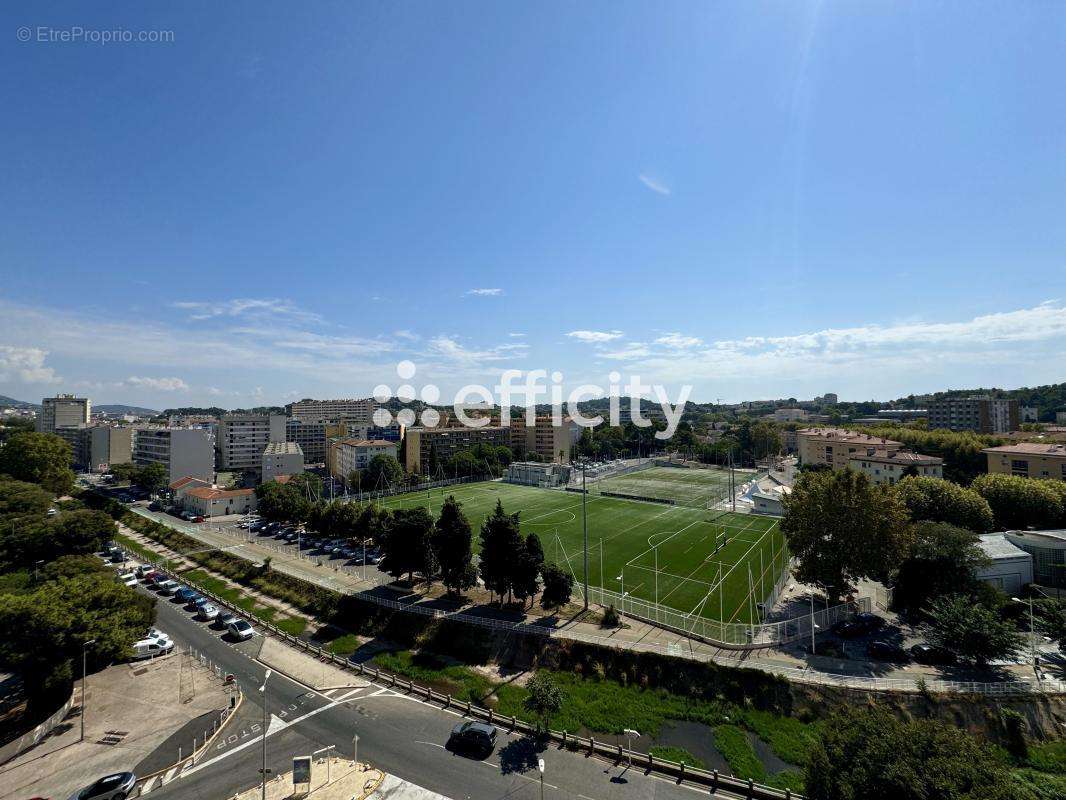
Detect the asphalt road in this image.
<box><xmin>141</xmin><ymin>583</ymin><xmax>723</xmax><ymax>800</ymax></box>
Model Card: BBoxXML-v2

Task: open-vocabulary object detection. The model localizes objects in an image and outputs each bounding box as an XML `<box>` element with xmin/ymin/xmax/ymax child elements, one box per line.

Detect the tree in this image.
<box><xmin>512</xmin><ymin>532</ymin><xmax>544</xmax><ymax>608</ymax></box>
<box><xmin>379</xmin><ymin>507</ymin><xmax>436</xmax><ymax>584</ymax></box>
<box><xmin>478</xmin><ymin>500</ymin><xmax>523</xmax><ymax>603</ymax></box>
<box><xmin>891</xmin><ymin>522</ymin><xmax>990</xmax><ymax>615</ymax></box>
<box><xmin>804</xmin><ymin>707</ymin><xmax>1013</xmax><ymax>800</ymax></box>
<box><xmin>925</xmin><ymin>594</ymin><xmax>1024</xmax><ymax>666</ymax></box>
<box><xmin>133</xmin><ymin>462</ymin><xmax>168</xmax><ymax>494</ymax></box>
<box><xmin>0</xmin><ymin>476</ymin><xmax>53</xmax><ymax>517</ymax></box>
<box><xmin>523</xmin><ymin>672</ymin><xmax>563</xmax><ymax>735</ymax></box>
<box><xmin>364</xmin><ymin>454</ymin><xmax>404</xmax><ymax>491</ymax></box>
<box><xmin>782</xmin><ymin>469</ymin><xmax>912</xmax><ymax>600</ymax></box>
<box><xmin>431</xmin><ymin>496</ymin><xmax>477</xmax><ymax>597</ymax></box>
<box><xmin>0</xmin><ymin>431</ymin><xmax>75</xmax><ymax>496</ymax></box>
<box><xmin>540</xmin><ymin>564</ymin><xmax>574</xmax><ymax>610</ymax></box>
<box><xmin>893</xmin><ymin>476</ymin><xmax>995</xmax><ymax>533</ymax></box>
<box><xmin>971</xmin><ymin>473</ymin><xmax>1065</xmax><ymax>530</ymax></box>
<box><xmin>255</xmin><ymin>473</ymin><xmax>321</xmax><ymax>521</ymax></box>
<box><xmin>108</xmin><ymin>463</ymin><xmax>139</xmax><ymax>484</ymax></box>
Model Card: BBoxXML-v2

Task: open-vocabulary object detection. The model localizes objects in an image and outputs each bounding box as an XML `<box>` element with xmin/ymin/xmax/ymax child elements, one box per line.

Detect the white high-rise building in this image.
<box><xmin>217</xmin><ymin>413</ymin><xmax>287</xmax><ymax>472</ymax></box>
<box><xmin>285</xmin><ymin>398</ymin><xmax>377</xmax><ymax>424</ymax></box>
<box><xmin>37</xmin><ymin>394</ymin><xmax>90</xmax><ymax>433</ymax></box>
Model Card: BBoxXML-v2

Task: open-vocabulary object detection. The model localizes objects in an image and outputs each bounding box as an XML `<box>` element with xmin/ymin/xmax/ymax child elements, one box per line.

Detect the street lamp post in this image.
<box><xmin>34</xmin><ymin>559</ymin><xmax>44</xmax><ymax>582</ymax></box>
<box><xmin>259</xmin><ymin>669</ymin><xmax>272</xmax><ymax>800</ymax></box>
<box><xmin>622</xmin><ymin>728</ymin><xmax>640</xmax><ymax>769</ymax></box>
<box><xmin>80</xmin><ymin>639</ymin><xmax>96</xmax><ymax>742</ymax></box>
<box><xmin>537</xmin><ymin>757</ymin><xmax>545</xmax><ymax>800</ymax></box>
<box><xmin>582</xmin><ymin>463</ymin><xmax>588</xmax><ymax>610</ymax></box>
<box><xmin>809</xmin><ymin>593</ymin><xmax>816</xmax><ymax>655</ymax></box>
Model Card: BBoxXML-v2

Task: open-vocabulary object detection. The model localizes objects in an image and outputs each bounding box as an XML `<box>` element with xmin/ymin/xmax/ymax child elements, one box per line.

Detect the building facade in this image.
<box><xmin>928</xmin><ymin>396</ymin><xmax>1019</xmax><ymax>434</ymax></box>
<box><xmin>847</xmin><ymin>450</ymin><xmax>944</xmax><ymax>486</ymax></box>
<box><xmin>505</xmin><ymin>461</ymin><xmax>571</xmax><ymax>487</ymax></box>
<box><xmin>37</xmin><ymin>394</ymin><xmax>91</xmax><ymax>433</ymax></box>
<box><xmin>795</xmin><ymin>428</ymin><xmax>904</xmax><ymax>470</ymax></box>
<box><xmin>54</xmin><ymin>425</ymin><xmax>134</xmax><ymax>472</ymax></box>
<box><xmin>262</xmin><ymin>440</ymin><xmax>304</xmax><ymax>483</ymax></box>
<box><xmin>509</xmin><ymin>416</ymin><xmax>576</xmax><ymax>463</ymax></box>
<box><xmin>1003</xmin><ymin>529</ymin><xmax>1066</xmax><ymax>589</ymax></box>
<box><xmin>217</xmin><ymin>414</ymin><xmax>286</xmax><ymax>472</ymax></box>
<box><xmin>974</xmin><ymin>534</ymin><xmax>1034</xmax><ymax>595</ymax></box>
<box><xmin>982</xmin><ymin>442</ymin><xmax>1066</xmax><ymax>481</ymax></box>
<box><xmin>285</xmin><ymin>398</ymin><xmax>377</xmax><ymax>424</ymax></box>
<box><xmin>404</xmin><ymin>425</ymin><xmax>511</xmax><ymax>474</ymax></box>
<box><xmin>328</xmin><ymin>439</ymin><xmax>397</xmax><ymax>482</ymax></box>
<box><xmin>133</xmin><ymin>427</ymin><xmax>215</xmax><ymax>484</ymax></box>
<box><xmin>180</xmin><ymin>486</ymin><xmax>257</xmax><ymax>518</ymax></box>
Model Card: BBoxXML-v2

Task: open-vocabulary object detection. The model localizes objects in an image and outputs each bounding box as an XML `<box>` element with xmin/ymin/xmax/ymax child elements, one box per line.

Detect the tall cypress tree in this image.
<box><xmin>478</xmin><ymin>500</ymin><xmax>522</xmax><ymax>604</ymax></box>
<box><xmin>432</xmin><ymin>496</ymin><xmax>477</xmax><ymax>597</ymax></box>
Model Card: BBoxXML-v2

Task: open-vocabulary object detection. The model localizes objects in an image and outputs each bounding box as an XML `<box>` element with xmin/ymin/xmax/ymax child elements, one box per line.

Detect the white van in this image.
<box><xmin>131</xmin><ymin>637</ymin><xmax>174</xmax><ymax>660</ymax></box>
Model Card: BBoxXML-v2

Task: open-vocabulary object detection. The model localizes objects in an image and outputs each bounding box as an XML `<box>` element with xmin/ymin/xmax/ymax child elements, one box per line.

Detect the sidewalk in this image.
<box><xmin>125</xmin><ymin>507</ymin><xmax>1057</xmax><ymax>694</ymax></box>
<box><xmin>0</xmin><ymin>654</ymin><xmax>230</xmax><ymax>800</ymax></box>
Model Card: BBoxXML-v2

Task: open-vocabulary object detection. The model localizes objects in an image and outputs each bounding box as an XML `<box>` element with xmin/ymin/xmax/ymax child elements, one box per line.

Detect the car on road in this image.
<box><xmin>67</xmin><ymin>770</ymin><xmax>137</xmax><ymax>800</ymax></box>
<box><xmin>190</xmin><ymin>515</ymin><xmax>206</xmax><ymax>523</ymax></box>
<box><xmin>447</xmin><ymin>721</ymin><xmax>497</xmax><ymax>757</ymax></box>
<box><xmin>867</xmin><ymin>640</ymin><xmax>908</xmax><ymax>662</ymax></box>
<box><xmin>197</xmin><ymin>603</ymin><xmax>220</xmax><ymax>621</ymax></box>
<box><xmin>148</xmin><ymin>627</ymin><xmax>172</xmax><ymax>644</ymax></box>
<box><xmin>226</xmin><ymin>618</ymin><xmax>255</xmax><ymax>641</ymax></box>
<box><xmin>910</xmin><ymin>643</ymin><xmax>956</xmax><ymax>665</ymax></box>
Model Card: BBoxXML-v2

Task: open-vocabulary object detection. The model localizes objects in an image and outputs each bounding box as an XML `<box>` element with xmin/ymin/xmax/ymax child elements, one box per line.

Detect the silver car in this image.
<box><xmin>68</xmin><ymin>771</ymin><xmax>136</xmax><ymax>800</ymax></box>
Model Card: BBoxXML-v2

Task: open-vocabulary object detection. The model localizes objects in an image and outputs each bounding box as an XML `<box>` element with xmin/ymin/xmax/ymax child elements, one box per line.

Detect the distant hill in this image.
<box><xmin>95</xmin><ymin>404</ymin><xmax>159</xmax><ymax>416</ymax></box>
<box><xmin>0</xmin><ymin>395</ymin><xmax>39</xmax><ymax>410</ymax></box>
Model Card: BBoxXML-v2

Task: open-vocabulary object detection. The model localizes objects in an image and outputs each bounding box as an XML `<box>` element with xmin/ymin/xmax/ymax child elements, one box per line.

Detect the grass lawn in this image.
<box><xmin>379</xmin><ymin>478</ymin><xmax>786</xmax><ymax>625</ymax></box>
<box><xmin>179</xmin><ymin>568</ymin><xmax>306</xmax><ymax>635</ymax></box>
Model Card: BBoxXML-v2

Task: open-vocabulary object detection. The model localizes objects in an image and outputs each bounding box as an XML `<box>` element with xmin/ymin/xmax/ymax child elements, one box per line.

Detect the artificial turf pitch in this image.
<box><xmin>378</xmin><ymin>476</ymin><xmax>785</xmax><ymax>626</ymax></box>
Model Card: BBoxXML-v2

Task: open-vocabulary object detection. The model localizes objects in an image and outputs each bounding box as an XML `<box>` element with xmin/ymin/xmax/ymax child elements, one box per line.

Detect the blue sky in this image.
<box><xmin>1</xmin><ymin>1</ymin><xmax>1065</xmax><ymax>409</ymax></box>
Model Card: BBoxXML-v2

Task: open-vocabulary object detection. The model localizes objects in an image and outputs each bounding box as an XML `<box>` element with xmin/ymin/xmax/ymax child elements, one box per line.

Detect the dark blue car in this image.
<box><xmin>174</xmin><ymin>587</ymin><xmax>198</xmax><ymax>604</ymax></box>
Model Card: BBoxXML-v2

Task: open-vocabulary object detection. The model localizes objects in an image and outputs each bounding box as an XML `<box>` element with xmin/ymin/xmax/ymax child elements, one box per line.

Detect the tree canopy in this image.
<box><xmin>890</xmin><ymin>522</ymin><xmax>990</xmax><ymax>615</ymax></box>
<box><xmin>925</xmin><ymin>593</ymin><xmax>1023</xmax><ymax>666</ymax></box>
<box><xmin>431</xmin><ymin>496</ymin><xmax>477</xmax><ymax>596</ymax></box>
<box><xmin>0</xmin><ymin>431</ymin><xmax>75</xmax><ymax>496</ymax></box>
<box><xmin>971</xmin><ymin>473</ymin><xmax>1066</xmax><ymax>530</ymax></box>
<box><xmin>782</xmin><ymin>469</ymin><xmax>912</xmax><ymax>600</ymax></box>
<box><xmin>893</xmin><ymin>476</ymin><xmax>995</xmax><ymax>533</ymax></box>
<box><xmin>805</xmin><ymin>707</ymin><xmax>1013</xmax><ymax>800</ymax></box>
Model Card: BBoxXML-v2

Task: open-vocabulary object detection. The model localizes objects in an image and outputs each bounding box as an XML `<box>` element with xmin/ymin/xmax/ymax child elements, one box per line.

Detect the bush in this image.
<box><xmin>601</xmin><ymin>604</ymin><xmax>621</xmax><ymax>628</ymax></box>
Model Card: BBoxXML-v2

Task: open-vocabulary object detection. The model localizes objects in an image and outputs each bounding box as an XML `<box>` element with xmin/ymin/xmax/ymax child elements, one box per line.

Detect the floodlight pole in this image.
<box><xmin>582</xmin><ymin>463</ymin><xmax>588</xmax><ymax>611</ymax></box>
<box><xmin>260</xmin><ymin>670</ymin><xmax>272</xmax><ymax>800</ymax></box>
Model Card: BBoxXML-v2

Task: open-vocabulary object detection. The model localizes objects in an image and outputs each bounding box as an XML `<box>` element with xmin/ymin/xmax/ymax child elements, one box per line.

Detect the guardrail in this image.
<box><xmin>0</xmin><ymin>688</ymin><xmax>77</xmax><ymax>766</ymax></box>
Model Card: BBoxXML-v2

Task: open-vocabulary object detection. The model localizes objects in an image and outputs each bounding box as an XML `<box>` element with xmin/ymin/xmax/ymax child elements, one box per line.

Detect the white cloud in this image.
<box><xmin>172</xmin><ymin>298</ymin><xmax>322</xmax><ymax>324</ymax></box>
<box><xmin>394</xmin><ymin>329</ymin><xmax>420</xmax><ymax>341</ymax></box>
<box><xmin>508</xmin><ymin>332</ymin><xmax>526</xmax><ymax>338</ymax></box>
<box><xmin>655</xmin><ymin>333</ymin><xmax>703</xmax><ymax>349</ymax></box>
<box><xmin>427</xmin><ymin>336</ymin><xmax>528</xmax><ymax>367</ymax></box>
<box><xmin>466</xmin><ymin>288</ymin><xmax>503</xmax><ymax>297</ymax></box>
<box><xmin>566</xmin><ymin>330</ymin><xmax>624</xmax><ymax>343</ymax></box>
<box><xmin>0</xmin><ymin>346</ymin><xmax>61</xmax><ymax>385</ymax></box>
<box><xmin>638</xmin><ymin>174</ymin><xmax>671</xmax><ymax>196</ymax></box>
<box><xmin>124</xmin><ymin>376</ymin><xmax>189</xmax><ymax>392</ymax></box>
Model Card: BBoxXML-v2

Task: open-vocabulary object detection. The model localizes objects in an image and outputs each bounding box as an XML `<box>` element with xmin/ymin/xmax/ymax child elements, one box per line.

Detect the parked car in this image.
<box><xmin>148</xmin><ymin>627</ymin><xmax>172</xmax><ymax>645</ymax></box>
<box><xmin>447</xmin><ymin>721</ymin><xmax>497</xmax><ymax>757</ymax></box>
<box><xmin>226</xmin><ymin>618</ymin><xmax>255</xmax><ymax>641</ymax></box>
<box><xmin>910</xmin><ymin>643</ymin><xmax>956</xmax><ymax>665</ymax></box>
<box><xmin>197</xmin><ymin>603</ymin><xmax>220</xmax><ymax>621</ymax></box>
<box><xmin>174</xmin><ymin>587</ymin><xmax>198</xmax><ymax>604</ymax></box>
<box><xmin>867</xmin><ymin>640</ymin><xmax>908</xmax><ymax>662</ymax></box>
<box><xmin>109</xmin><ymin>550</ymin><xmax>126</xmax><ymax>564</ymax></box>
<box><xmin>156</xmin><ymin>579</ymin><xmax>179</xmax><ymax>595</ymax></box>
<box><xmin>117</xmin><ymin>571</ymin><xmax>138</xmax><ymax>587</ymax></box>
<box><xmin>67</xmin><ymin>770</ymin><xmax>137</xmax><ymax>800</ymax></box>
<box><xmin>833</xmin><ymin>612</ymin><xmax>884</xmax><ymax>639</ymax></box>
<box><xmin>219</xmin><ymin>612</ymin><xmax>239</xmax><ymax>629</ymax></box>
<box><xmin>131</xmin><ymin>636</ymin><xmax>173</xmax><ymax>660</ymax></box>
<box><xmin>191</xmin><ymin>515</ymin><xmax>206</xmax><ymax>523</ymax></box>
<box><xmin>136</xmin><ymin>564</ymin><xmax>155</xmax><ymax>578</ymax></box>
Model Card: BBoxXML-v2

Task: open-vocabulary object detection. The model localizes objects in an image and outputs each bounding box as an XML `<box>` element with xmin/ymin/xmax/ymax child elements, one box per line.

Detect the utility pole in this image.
<box><xmin>582</xmin><ymin>462</ymin><xmax>589</xmax><ymax>611</ymax></box>
<box><xmin>260</xmin><ymin>670</ymin><xmax>272</xmax><ymax>800</ymax></box>
<box><xmin>80</xmin><ymin>639</ymin><xmax>96</xmax><ymax>742</ymax></box>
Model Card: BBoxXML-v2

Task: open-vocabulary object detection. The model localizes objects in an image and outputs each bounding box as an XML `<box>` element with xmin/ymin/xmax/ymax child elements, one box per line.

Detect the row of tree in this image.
<box><xmin>109</xmin><ymin>461</ymin><xmax>169</xmax><ymax>494</ymax></box>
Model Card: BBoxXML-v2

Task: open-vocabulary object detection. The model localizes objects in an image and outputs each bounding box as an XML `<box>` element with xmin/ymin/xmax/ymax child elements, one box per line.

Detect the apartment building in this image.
<box><xmin>795</xmin><ymin>428</ymin><xmax>904</xmax><ymax>470</ymax></box>
<box><xmin>928</xmin><ymin>396</ymin><xmax>1019</xmax><ymax>434</ymax></box>
<box><xmin>262</xmin><ymin>441</ymin><xmax>304</xmax><ymax>483</ymax></box>
<box><xmin>37</xmin><ymin>394</ymin><xmax>90</xmax><ymax>433</ymax></box>
<box><xmin>54</xmin><ymin>425</ymin><xmax>134</xmax><ymax>472</ymax></box>
<box><xmin>217</xmin><ymin>413</ymin><xmax>286</xmax><ymax>472</ymax></box>
<box><xmin>982</xmin><ymin>442</ymin><xmax>1066</xmax><ymax>481</ymax></box>
<box><xmin>328</xmin><ymin>438</ymin><xmax>397</xmax><ymax>482</ymax></box>
<box><xmin>133</xmin><ymin>427</ymin><xmax>215</xmax><ymax>484</ymax></box>
<box><xmin>404</xmin><ymin>424</ymin><xmax>511</xmax><ymax>474</ymax></box>
<box><xmin>847</xmin><ymin>450</ymin><xmax>944</xmax><ymax>486</ymax></box>
<box><xmin>772</xmin><ymin>408</ymin><xmax>808</xmax><ymax>422</ymax></box>
<box><xmin>285</xmin><ymin>398</ymin><xmax>377</xmax><ymax>424</ymax></box>
<box><xmin>180</xmin><ymin>486</ymin><xmax>257</xmax><ymax>518</ymax></box>
<box><xmin>509</xmin><ymin>416</ymin><xmax>577</xmax><ymax>463</ymax></box>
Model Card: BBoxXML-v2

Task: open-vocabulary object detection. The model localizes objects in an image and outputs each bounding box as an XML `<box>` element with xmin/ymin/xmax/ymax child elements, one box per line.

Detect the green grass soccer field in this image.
<box><xmin>379</xmin><ymin>474</ymin><xmax>786</xmax><ymax>626</ymax></box>
<box><xmin>589</xmin><ymin>464</ymin><xmax>759</xmax><ymax>508</ymax></box>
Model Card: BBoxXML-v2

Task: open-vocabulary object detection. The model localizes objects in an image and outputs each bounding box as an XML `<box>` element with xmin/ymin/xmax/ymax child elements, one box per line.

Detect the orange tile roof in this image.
<box><xmin>186</xmin><ymin>487</ymin><xmax>255</xmax><ymax>500</ymax></box>
<box><xmin>982</xmin><ymin>443</ymin><xmax>1066</xmax><ymax>456</ymax></box>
